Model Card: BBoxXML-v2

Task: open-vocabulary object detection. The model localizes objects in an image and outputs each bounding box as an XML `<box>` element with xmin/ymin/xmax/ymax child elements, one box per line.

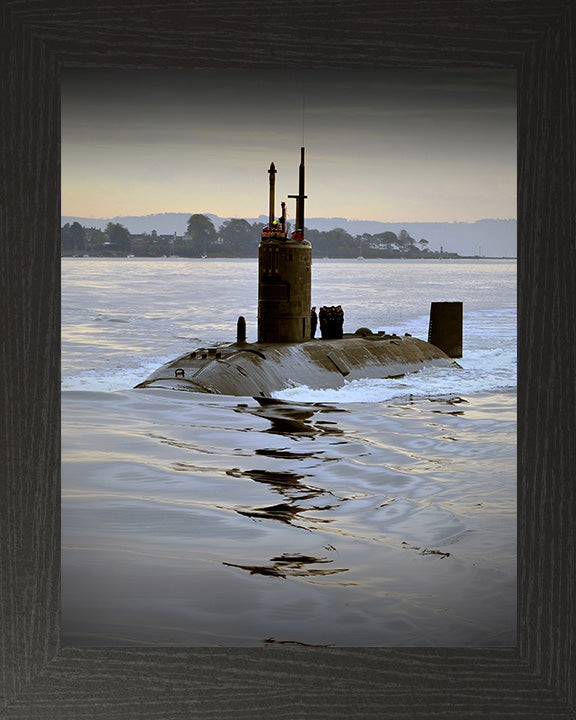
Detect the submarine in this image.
<box><xmin>135</xmin><ymin>148</ymin><xmax>462</xmax><ymax>397</ymax></box>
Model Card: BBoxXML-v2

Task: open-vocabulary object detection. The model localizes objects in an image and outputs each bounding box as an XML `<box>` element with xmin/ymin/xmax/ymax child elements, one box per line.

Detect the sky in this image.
<box><xmin>61</xmin><ymin>68</ymin><xmax>516</xmax><ymax>223</ymax></box>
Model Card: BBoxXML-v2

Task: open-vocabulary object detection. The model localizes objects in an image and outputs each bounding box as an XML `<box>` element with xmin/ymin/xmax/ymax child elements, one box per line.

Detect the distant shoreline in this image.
<box><xmin>62</xmin><ymin>214</ymin><xmax>517</xmax><ymax>259</ymax></box>
<box><xmin>61</xmin><ymin>255</ymin><xmax>517</xmax><ymax>261</ymax></box>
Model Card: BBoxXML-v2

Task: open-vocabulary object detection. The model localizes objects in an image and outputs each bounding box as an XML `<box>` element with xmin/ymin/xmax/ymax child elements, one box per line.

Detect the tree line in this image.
<box><xmin>62</xmin><ymin>215</ymin><xmax>458</xmax><ymax>259</ymax></box>
<box><xmin>61</xmin><ymin>222</ymin><xmax>131</xmax><ymax>255</ymax></box>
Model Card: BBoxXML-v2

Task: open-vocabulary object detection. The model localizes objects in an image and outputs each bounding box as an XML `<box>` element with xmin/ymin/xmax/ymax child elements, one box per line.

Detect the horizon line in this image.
<box><xmin>61</xmin><ymin>213</ymin><xmax>518</xmax><ymax>223</ymax></box>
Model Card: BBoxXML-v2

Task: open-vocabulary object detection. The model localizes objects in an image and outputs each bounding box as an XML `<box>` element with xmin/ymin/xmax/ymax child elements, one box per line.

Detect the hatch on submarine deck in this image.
<box><xmin>135</xmin><ymin>148</ymin><xmax>462</xmax><ymax>397</ymax></box>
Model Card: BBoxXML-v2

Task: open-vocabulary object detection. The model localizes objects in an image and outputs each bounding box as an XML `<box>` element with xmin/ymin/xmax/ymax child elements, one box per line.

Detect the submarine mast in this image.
<box><xmin>268</xmin><ymin>162</ymin><xmax>276</xmax><ymax>226</ymax></box>
<box><xmin>257</xmin><ymin>148</ymin><xmax>312</xmax><ymax>343</ymax></box>
<box><xmin>289</xmin><ymin>146</ymin><xmax>307</xmax><ymax>233</ymax></box>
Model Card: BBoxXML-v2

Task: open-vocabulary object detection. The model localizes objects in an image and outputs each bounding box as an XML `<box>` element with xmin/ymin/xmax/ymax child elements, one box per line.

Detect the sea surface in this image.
<box><xmin>62</xmin><ymin>257</ymin><xmax>517</xmax><ymax>646</ymax></box>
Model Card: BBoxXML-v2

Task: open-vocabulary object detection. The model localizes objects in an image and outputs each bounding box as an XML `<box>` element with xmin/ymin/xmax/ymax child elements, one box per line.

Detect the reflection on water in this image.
<box><xmin>255</xmin><ymin>448</ymin><xmax>327</xmax><ymax>460</ymax></box>
<box><xmin>235</xmin><ymin>397</ymin><xmax>347</xmax><ymax>436</ymax></box>
<box><xmin>62</xmin><ymin>388</ymin><xmax>516</xmax><ymax>647</ymax></box>
<box><xmin>224</xmin><ymin>552</ymin><xmax>349</xmax><ymax>579</ymax></box>
<box><xmin>227</xmin><ymin>468</ymin><xmax>328</xmax><ymax>501</ymax></box>
<box><xmin>235</xmin><ymin>501</ymin><xmax>336</xmax><ymax>527</ymax></box>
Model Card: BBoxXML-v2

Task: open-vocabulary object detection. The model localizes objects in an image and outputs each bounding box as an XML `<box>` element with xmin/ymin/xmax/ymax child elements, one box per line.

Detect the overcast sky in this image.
<box><xmin>61</xmin><ymin>68</ymin><xmax>516</xmax><ymax>223</ymax></box>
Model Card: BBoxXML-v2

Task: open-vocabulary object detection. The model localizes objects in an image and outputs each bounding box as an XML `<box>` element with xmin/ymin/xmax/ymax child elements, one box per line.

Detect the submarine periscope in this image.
<box><xmin>135</xmin><ymin>148</ymin><xmax>462</xmax><ymax>397</ymax></box>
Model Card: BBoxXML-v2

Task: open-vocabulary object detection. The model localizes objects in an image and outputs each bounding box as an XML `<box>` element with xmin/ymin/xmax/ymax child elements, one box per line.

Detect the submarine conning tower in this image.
<box><xmin>257</xmin><ymin>147</ymin><xmax>312</xmax><ymax>343</ymax></box>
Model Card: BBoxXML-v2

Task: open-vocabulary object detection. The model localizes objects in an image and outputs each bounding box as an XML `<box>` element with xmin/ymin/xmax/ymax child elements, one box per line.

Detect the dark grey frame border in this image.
<box><xmin>1</xmin><ymin>1</ymin><xmax>574</xmax><ymax>717</ymax></box>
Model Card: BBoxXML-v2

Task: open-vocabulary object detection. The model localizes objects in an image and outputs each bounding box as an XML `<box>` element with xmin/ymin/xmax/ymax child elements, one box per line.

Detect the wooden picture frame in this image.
<box><xmin>1</xmin><ymin>0</ymin><xmax>574</xmax><ymax>716</ymax></box>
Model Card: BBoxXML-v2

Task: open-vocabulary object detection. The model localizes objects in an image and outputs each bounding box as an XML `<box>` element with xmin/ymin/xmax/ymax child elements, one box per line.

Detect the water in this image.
<box><xmin>61</xmin><ymin>257</ymin><xmax>516</xmax><ymax>646</ymax></box>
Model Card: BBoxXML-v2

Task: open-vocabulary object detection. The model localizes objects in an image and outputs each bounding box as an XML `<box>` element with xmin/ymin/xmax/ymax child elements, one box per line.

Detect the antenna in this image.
<box><xmin>301</xmin><ymin>91</ymin><xmax>305</xmax><ymax>146</ymax></box>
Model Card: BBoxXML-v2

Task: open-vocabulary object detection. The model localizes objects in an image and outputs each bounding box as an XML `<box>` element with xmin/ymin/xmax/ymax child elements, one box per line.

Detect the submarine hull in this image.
<box><xmin>134</xmin><ymin>150</ymin><xmax>461</xmax><ymax>398</ymax></box>
<box><xmin>134</xmin><ymin>334</ymin><xmax>458</xmax><ymax>397</ymax></box>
